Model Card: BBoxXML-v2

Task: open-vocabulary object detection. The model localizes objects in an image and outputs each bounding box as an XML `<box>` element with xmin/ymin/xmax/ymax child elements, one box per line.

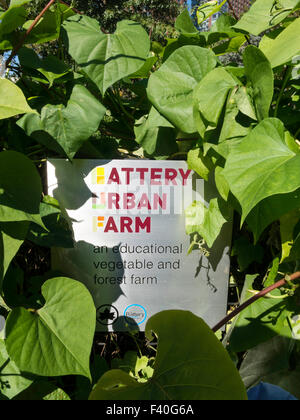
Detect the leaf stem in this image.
<box><xmin>212</xmin><ymin>271</ymin><xmax>300</xmax><ymax>333</ymax></box>
<box><xmin>274</xmin><ymin>66</ymin><xmax>293</xmax><ymax>118</ymax></box>
<box><xmin>5</xmin><ymin>0</ymin><xmax>57</xmax><ymax>68</ymax></box>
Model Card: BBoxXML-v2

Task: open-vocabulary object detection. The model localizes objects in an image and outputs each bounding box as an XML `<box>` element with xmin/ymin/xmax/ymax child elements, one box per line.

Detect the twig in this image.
<box><xmin>5</xmin><ymin>0</ymin><xmax>57</xmax><ymax>68</ymax></box>
<box><xmin>212</xmin><ymin>271</ymin><xmax>300</xmax><ymax>333</ymax></box>
<box><xmin>227</xmin><ymin>0</ymin><xmax>239</xmax><ymax>21</ymax></box>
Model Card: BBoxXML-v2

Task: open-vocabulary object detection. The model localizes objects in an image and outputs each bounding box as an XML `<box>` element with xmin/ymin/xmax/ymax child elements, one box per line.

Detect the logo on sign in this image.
<box><xmin>124</xmin><ymin>304</ymin><xmax>147</xmax><ymax>326</ymax></box>
<box><xmin>97</xmin><ymin>304</ymin><xmax>119</xmax><ymax>326</ymax></box>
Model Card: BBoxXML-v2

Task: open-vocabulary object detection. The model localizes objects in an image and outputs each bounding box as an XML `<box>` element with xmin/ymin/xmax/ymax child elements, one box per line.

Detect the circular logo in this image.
<box><xmin>124</xmin><ymin>305</ymin><xmax>147</xmax><ymax>326</ymax></box>
<box><xmin>97</xmin><ymin>304</ymin><xmax>119</xmax><ymax>326</ymax></box>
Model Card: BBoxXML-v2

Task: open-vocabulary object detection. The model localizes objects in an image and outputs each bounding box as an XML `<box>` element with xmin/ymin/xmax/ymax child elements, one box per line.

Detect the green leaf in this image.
<box><xmin>260</xmin><ymin>17</ymin><xmax>300</xmax><ymax>68</ymax></box>
<box><xmin>215</xmin><ymin>166</ymin><xmax>230</xmax><ymax>201</ymax></box>
<box><xmin>19</xmin><ymin>85</ymin><xmax>106</xmax><ymax>159</ymax></box>
<box><xmin>185</xmin><ymin>198</ymin><xmax>231</xmax><ymax>248</ymax></box>
<box><xmin>246</xmin><ymin>189</ymin><xmax>300</xmax><ymax>243</ymax></box>
<box><xmin>243</xmin><ymin>46</ymin><xmax>274</xmax><ymax>121</ymax></box>
<box><xmin>63</xmin><ymin>16</ymin><xmax>150</xmax><ymax>94</ymax></box>
<box><xmin>240</xmin><ymin>336</ymin><xmax>300</xmax><ymax>399</ymax></box>
<box><xmin>42</xmin><ymin>85</ymin><xmax>106</xmax><ymax>158</ymax></box>
<box><xmin>212</xmin><ymin>35</ymin><xmax>246</xmax><ymax>56</ymax></box>
<box><xmin>0</xmin><ymin>339</ymin><xmax>32</xmax><ymax>400</ymax></box>
<box><xmin>208</xmin><ymin>14</ymin><xmax>240</xmax><ymax>41</ymax></box>
<box><xmin>196</xmin><ymin>0</ymin><xmax>228</xmax><ymax>26</ymax></box>
<box><xmin>0</xmin><ymin>151</ymin><xmax>43</xmax><ymax>227</ymax></box>
<box><xmin>23</xmin><ymin>7</ymin><xmax>60</xmax><ymax>44</ymax></box>
<box><xmin>193</xmin><ymin>67</ymin><xmax>237</xmax><ymax>129</ymax></box>
<box><xmin>280</xmin><ymin>209</ymin><xmax>300</xmax><ymax>262</ymax></box>
<box><xmin>0</xmin><ymin>0</ymin><xmax>32</xmax><ymax>35</ymax></box>
<box><xmin>129</xmin><ymin>55</ymin><xmax>157</xmax><ymax>79</ymax></box>
<box><xmin>111</xmin><ymin>351</ymin><xmax>139</xmax><ymax>375</ymax></box>
<box><xmin>223</xmin><ymin>118</ymin><xmax>300</xmax><ymax>224</ymax></box>
<box><xmin>228</xmin><ymin>275</ymin><xmax>292</xmax><ymax>353</ymax></box>
<box><xmin>234</xmin><ymin>86</ymin><xmax>257</xmax><ymax>121</ymax></box>
<box><xmin>0</xmin><ymin>78</ymin><xmax>36</xmax><ymax>120</ymax></box>
<box><xmin>147</xmin><ymin>46</ymin><xmax>217</xmax><ymax>133</ymax></box>
<box><xmin>134</xmin><ymin>107</ymin><xmax>175</xmax><ymax>156</ymax></box>
<box><xmin>187</xmin><ymin>147</ymin><xmax>214</xmax><ymax>181</ymax></box>
<box><xmin>162</xmin><ymin>34</ymin><xmax>207</xmax><ymax>62</ymax></box>
<box><xmin>27</xmin><ymin>200</ymin><xmax>74</xmax><ymax>249</ymax></box>
<box><xmin>0</xmin><ymin>221</ymin><xmax>29</xmax><ymax>291</ymax></box>
<box><xmin>18</xmin><ymin>47</ymin><xmax>70</xmax><ymax>87</ymax></box>
<box><xmin>233</xmin><ymin>0</ymin><xmax>300</xmax><ymax>36</ymax></box>
<box><xmin>5</xmin><ymin>277</ymin><xmax>96</xmax><ymax>379</ymax></box>
<box><xmin>218</xmin><ymin>88</ymin><xmax>252</xmax><ymax>143</ymax></box>
<box><xmin>89</xmin><ymin>311</ymin><xmax>247</xmax><ymax>400</ymax></box>
<box><xmin>17</xmin><ymin>113</ymin><xmax>64</xmax><ymax>155</ymax></box>
<box><xmin>175</xmin><ymin>8</ymin><xmax>198</xmax><ymax>34</ymax></box>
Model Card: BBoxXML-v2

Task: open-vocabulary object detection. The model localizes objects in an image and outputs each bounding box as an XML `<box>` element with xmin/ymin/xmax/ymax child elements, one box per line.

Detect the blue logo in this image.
<box><xmin>124</xmin><ymin>304</ymin><xmax>147</xmax><ymax>326</ymax></box>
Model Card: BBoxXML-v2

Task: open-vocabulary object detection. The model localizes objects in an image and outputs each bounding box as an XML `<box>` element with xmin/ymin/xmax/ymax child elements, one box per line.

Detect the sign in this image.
<box><xmin>47</xmin><ymin>160</ymin><xmax>232</xmax><ymax>331</ymax></box>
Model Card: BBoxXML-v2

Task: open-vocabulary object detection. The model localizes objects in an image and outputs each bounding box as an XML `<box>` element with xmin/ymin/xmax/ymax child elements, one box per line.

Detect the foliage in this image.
<box><xmin>0</xmin><ymin>0</ymin><xmax>300</xmax><ymax>400</ymax></box>
<box><xmin>89</xmin><ymin>311</ymin><xmax>247</xmax><ymax>400</ymax></box>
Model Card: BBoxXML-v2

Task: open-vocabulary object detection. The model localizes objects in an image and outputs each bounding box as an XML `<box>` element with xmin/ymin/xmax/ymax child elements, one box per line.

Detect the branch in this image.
<box><xmin>212</xmin><ymin>271</ymin><xmax>300</xmax><ymax>333</ymax></box>
<box><xmin>5</xmin><ymin>0</ymin><xmax>57</xmax><ymax>68</ymax></box>
<box><xmin>227</xmin><ymin>0</ymin><xmax>239</xmax><ymax>21</ymax></box>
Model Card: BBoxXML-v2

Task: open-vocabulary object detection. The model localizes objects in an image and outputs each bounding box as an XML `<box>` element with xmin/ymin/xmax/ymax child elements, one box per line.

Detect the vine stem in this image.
<box><xmin>212</xmin><ymin>271</ymin><xmax>300</xmax><ymax>333</ymax></box>
<box><xmin>274</xmin><ymin>66</ymin><xmax>293</xmax><ymax>118</ymax></box>
<box><xmin>5</xmin><ymin>0</ymin><xmax>57</xmax><ymax>68</ymax></box>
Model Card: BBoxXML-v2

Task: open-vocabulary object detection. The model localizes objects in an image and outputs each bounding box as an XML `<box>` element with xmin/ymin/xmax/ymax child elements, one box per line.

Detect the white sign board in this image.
<box><xmin>47</xmin><ymin>160</ymin><xmax>232</xmax><ymax>331</ymax></box>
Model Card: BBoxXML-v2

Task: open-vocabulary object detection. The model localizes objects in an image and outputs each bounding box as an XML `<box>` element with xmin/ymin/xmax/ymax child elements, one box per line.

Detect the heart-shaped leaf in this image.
<box><xmin>147</xmin><ymin>46</ymin><xmax>217</xmax><ymax>133</ymax></box>
<box><xmin>0</xmin><ymin>151</ymin><xmax>43</xmax><ymax>227</ymax></box>
<box><xmin>223</xmin><ymin>118</ymin><xmax>300</xmax><ymax>223</ymax></box>
<box><xmin>90</xmin><ymin>311</ymin><xmax>247</xmax><ymax>400</ymax></box>
<box><xmin>63</xmin><ymin>15</ymin><xmax>150</xmax><ymax>94</ymax></box>
<box><xmin>0</xmin><ymin>78</ymin><xmax>36</xmax><ymax>120</ymax></box>
<box><xmin>5</xmin><ymin>277</ymin><xmax>96</xmax><ymax>379</ymax></box>
<box><xmin>18</xmin><ymin>85</ymin><xmax>106</xmax><ymax>159</ymax></box>
<box><xmin>175</xmin><ymin>9</ymin><xmax>198</xmax><ymax>34</ymax></box>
